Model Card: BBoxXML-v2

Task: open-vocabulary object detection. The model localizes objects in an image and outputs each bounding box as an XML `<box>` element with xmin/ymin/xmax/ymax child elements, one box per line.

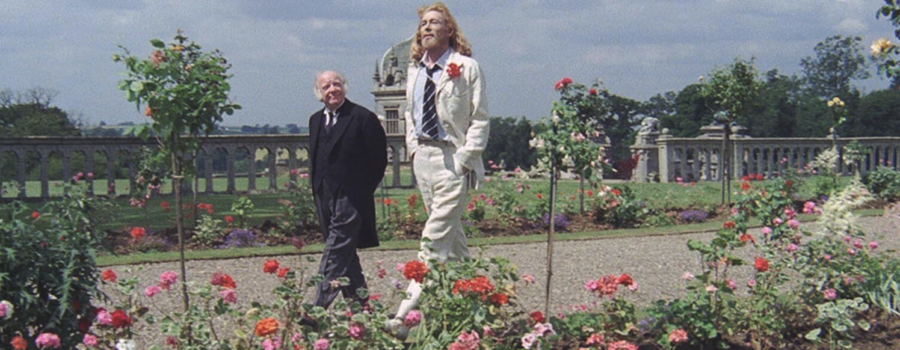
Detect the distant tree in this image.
<box><xmin>595</xmin><ymin>90</ymin><xmax>641</xmax><ymax>168</ymax></box>
<box><xmin>660</xmin><ymin>84</ymin><xmax>714</xmax><ymax>137</ymax></box>
<box><xmin>641</xmin><ymin>91</ymin><xmax>677</xmax><ymax>120</ymax></box>
<box><xmin>483</xmin><ymin>116</ymin><xmax>534</xmax><ymax>170</ymax></box>
<box><xmin>746</xmin><ymin>69</ymin><xmax>803</xmax><ymax>137</ymax></box>
<box><xmin>800</xmin><ymin>35</ymin><xmax>871</xmax><ymax>99</ymax></box>
<box><xmin>846</xmin><ymin>88</ymin><xmax>900</xmax><ymax>137</ymax></box>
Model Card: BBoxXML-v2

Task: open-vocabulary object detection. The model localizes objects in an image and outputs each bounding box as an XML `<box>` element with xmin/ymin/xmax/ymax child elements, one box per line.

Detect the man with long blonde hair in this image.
<box><xmin>388</xmin><ymin>2</ymin><xmax>489</xmax><ymax>334</ymax></box>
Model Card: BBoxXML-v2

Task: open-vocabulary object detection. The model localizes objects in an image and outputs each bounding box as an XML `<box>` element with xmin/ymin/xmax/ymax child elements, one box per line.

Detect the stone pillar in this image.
<box><xmin>657</xmin><ymin>132</ymin><xmax>671</xmax><ymax>183</ymax></box>
<box><xmin>16</xmin><ymin>152</ymin><xmax>26</xmax><ymax>199</ymax></box>
<box><xmin>62</xmin><ymin>152</ymin><xmax>71</xmax><ymax>181</ymax></box>
<box><xmin>226</xmin><ymin>149</ymin><xmax>236</xmax><ymax>194</ymax></box>
<box><xmin>392</xmin><ymin>145</ymin><xmax>402</xmax><ymax>187</ymax></box>
<box><xmin>288</xmin><ymin>147</ymin><xmax>298</xmax><ymax>183</ymax></box>
<box><xmin>268</xmin><ymin>146</ymin><xmax>277</xmax><ymax>191</ymax></box>
<box><xmin>84</xmin><ymin>150</ymin><xmax>94</xmax><ymax>196</ymax></box>
<box><xmin>40</xmin><ymin>151</ymin><xmax>49</xmax><ymax>199</ymax></box>
<box><xmin>630</xmin><ymin>131</ymin><xmax>659</xmax><ymax>183</ymax></box>
<box><xmin>107</xmin><ymin>149</ymin><xmax>116</xmax><ymax>196</ymax></box>
<box><xmin>204</xmin><ymin>150</ymin><xmax>214</xmax><ymax>194</ymax></box>
<box><xmin>247</xmin><ymin>147</ymin><xmax>258</xmax><ymax>194</ymax></box>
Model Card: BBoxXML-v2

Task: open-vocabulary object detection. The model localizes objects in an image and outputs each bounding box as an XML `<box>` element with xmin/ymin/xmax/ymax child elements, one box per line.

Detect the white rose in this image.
<box><xmin>0</xmin><ymin>300</ymin><xmax>13</xmax><ymax>320</ymax></box>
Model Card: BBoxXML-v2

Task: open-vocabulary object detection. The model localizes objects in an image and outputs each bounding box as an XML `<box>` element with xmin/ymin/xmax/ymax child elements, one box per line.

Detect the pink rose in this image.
<box><xmin>144</xmin><ymin>285</ymin><xmax>162</xmax><ymax>297</ymax></box>
<box><xmin>83</xmin><ymin>334</ymin><xmax>98</xmax><ymax>347</ymax></box>
<box><xmin>823</xmin><ymin>289</ymin><xmax>837</xmax><ymax>300</ymax></box>
<box><xmin>220</xmin><ymin>289</ymin><xmax>237</xmax><ymax>304</ymax></box>
<box><xmin>159</xmin><ymin>271</ymin><xmax>178</xmax><ymax>289</ymax></box>
<box><xmin>404</xmin><ymin>310</ymin><xmax>422</xmax><ymax>328</ymax></box>
<box><xmin>313</xmin><ymin>339</ymin><xmax>330</xmax><ymax>350</ymax></box>
<box><xmin>787</xmin><ymin>219</ymin><xmax>800</xmax><ymax>230</ymax></box>
<box><xmin>35</xmin><ymin>333</ymin><xmax>61</xmax><ymax>349</ymax></box>
<box><xmin>95</xmin><ymin>309</ymin><xmax>112</xmax><ymax>326</ymax></box>
<box><xmin>869</xmin><ymin>241</ymin><xmax>879</xmax><ymax>250</ymax></box>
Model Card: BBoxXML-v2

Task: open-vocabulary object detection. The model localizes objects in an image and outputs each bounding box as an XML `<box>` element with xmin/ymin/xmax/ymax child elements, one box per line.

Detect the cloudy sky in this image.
<box><xmin>1</xmin><ymin>0</ymin><xmax>895</xmax><ymax>127</ymax></box>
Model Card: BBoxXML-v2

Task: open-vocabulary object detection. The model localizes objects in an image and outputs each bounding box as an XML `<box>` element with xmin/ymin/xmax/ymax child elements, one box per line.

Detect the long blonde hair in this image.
<box><xmin>410</xmin><ymin>2</ymin><xmax>472</xmax><ymax>62</ymax></box>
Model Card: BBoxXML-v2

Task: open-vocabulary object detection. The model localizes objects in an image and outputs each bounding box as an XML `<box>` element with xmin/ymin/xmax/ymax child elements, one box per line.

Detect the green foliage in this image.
<box><xmin>861</xmin><ymin>257</ymin><xmax>900</xmax><ymax>317</ymax></box>
<box><xmin>806</xmin><ymin>298</ymin><xmax>870</xmax><ymax>349</ymax></box>
<box><xmin>0</xmin><ymin>182</ymin><xmax>110</xmax><ymax>348</ymax></box>
<box><xmin>193</xmin><ymin>215</ymin><xmax>222</xmax><ymax>247</ymax></box>
<box><xmin>411</xmin><ymin>256</ymin><xmax>523</xmax><ymax>349</ymax></box>
<box><xmin>590</xmin><ymin>185</ymin><xmax>648</xmax><ymax>228</ymax></box>
<box><xmin>530</xmin><ymin>78</ymin><xmax>610</xmax><ymax>182</ymax></box>
<box><xmin>483</xmin><ymin>116</ymin><xmax>535</xmax><ymax>171</ymax></box>
<box><xmin>229</xmin><ymin>196</ymin><xmax>254</xmax><ymax>229</ymax></box>
<box><xmin>701</xmin><ymin>57</ymin><xmax>763</xmax><ymax>126</ymax></box>
<box><xmin>862</xmin><ymin>166</ymin><xmax>900</xmax><ymax>200</ymax></box>
<box><xmin>800</xmin><ymin>35</ymin><xmax>871</xmax><ymax>99</ymax></box>
<box><xmin>274</xmin><ymin>174</ymin><xmax>317</xmax><ymax>237</ymax></box>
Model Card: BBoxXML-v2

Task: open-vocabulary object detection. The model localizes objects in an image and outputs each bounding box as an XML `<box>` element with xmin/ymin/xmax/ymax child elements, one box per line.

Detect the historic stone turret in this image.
<box><xmin>371</xmin><ymin>36</ymin><xmax>414</xmax><ymax>137</ymax></box>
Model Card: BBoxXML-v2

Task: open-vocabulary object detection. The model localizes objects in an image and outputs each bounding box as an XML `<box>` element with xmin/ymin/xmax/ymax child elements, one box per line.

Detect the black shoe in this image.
<box><xmin>299</xmin><ymin>314</ymin><xmax>319</xmax><ymax>331</ymax></box>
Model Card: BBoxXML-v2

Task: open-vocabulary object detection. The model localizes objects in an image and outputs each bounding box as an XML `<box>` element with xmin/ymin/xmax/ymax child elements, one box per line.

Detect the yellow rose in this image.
<box><xmin>871</xmin><ymin>38</ymin><xmax>892</xmax><ymax>56</ymax></box>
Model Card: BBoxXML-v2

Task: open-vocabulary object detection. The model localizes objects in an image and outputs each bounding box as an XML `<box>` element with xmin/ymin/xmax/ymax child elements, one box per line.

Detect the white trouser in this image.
<box><xmin>393</xmin><ymin>141</ymin><xmax>471</xmax><ymax>321</ymax></box>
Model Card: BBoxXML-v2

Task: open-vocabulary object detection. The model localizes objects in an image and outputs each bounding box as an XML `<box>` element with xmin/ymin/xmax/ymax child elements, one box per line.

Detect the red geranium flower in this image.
<box><xmin>740</xmin><ymin>234</ymin><xmax>756</xmax><ymax>244</ymax></box>
<box><xmin>489</xmin><ymin>293</ymin><xmax>508</xmax><ymax>306</ymax></box>
<box><xmin>755</xmin><ymin>174</ymin><xmax>764</xmax><ymax>181</ymax></box>
<box><xmin>742</xmin><ymin>175</ymin><xmax>750</xmax><ymax>182</ymax></box>
<box><xmin>723</xmin><ymin>221</ymin><xmax>735</xmax><ymax>229</ymax></box>
<box><xmin>554</xmin><ymin>77</ymin><xmax>573</xmax><ymax>91</ymax></box>
<box><xmin>754</xmin><ymin>257</ymin><xmax>769</xmax><ymax>272</ymax></box>
<box><xmin>224</xmin><ymin>215</ymin><xmax>234</xmax><ymax>224</ymax></box>
<box><xmin>616</xmin><ymin>273</ymin><xmax>634</xmax><ymax>287</ymax></box>
<box><xmin>530</xmin><ymin>310</ymin><xmax>545</xmax><ymax>323</ymax></box>
<box><xmin>263</xmin><ymin>259</ymin><xmax>279</xmax><ymax>274</ymax></box>
<box><xmin>403</xmin><ymin>260</ymin><xmax>429</xmax><ymax>283</ymax></box>
<box><xmin>254</xmin><ymin>317</ymin><xmax>278</xmax><ymax>337</ymax></box>
<box><xmin>160</xmin><ymin>201</ymin><xmax>170</xmax><ymax>212</ymax></box>
<box><xmin>611</xmin><ymin>189</ymin><xmax>621</xmax><ymax>196</ymax></box>
<box><xmin>31</xmin><ymin>211</ymin><xmax>40</xmax><ymax>219</ymax></box>
<box><xmin>111</xmin><ymin>309</ymin><xmax>132</xmax><ymax>329</ymax></box>
<box><xmin>785</xmin><ymin>180</ymin><xmax>792</xmax><ymax>187</ymax></box>
<box><xmin>277</xmin><ymin>267</ymin><xmax>290</xmax><ymax>278</ymax></box>
<box><xmin>452</xmin><ymin>276</ymin><xmax>495</xmax><ymax>300</ymax></box>
<box><xmin>130</xmin><ymin>226</ymin><xmax>146</xmax><ymax>240</ymax></box>
<box><xmin>11</xmin><ymin>336</ymin><xmax>27</xmax><ymax>350</ymax></box>
<box><xmin>589</xmin><ymin>88</ymin><xmax>598</xmax><ymax>96</ymax></box>
<box><xmin>741</xmin><ymin>182</ymin><xmax>751</xmax><ymax>191</ymax></box>
<box><xmin>211</xmin><ymin>272</ymin><xmax>236</xmax><ymax>289</ymax></box>
<box><xmin>101</xmin><ymin>269</ymin><xmax>118</xmax><ymax>283</ymax></box>
<box><xmin>446</xmin><ymin>62</ymin><xmax>461</xmax><ymax>78</ymax></box>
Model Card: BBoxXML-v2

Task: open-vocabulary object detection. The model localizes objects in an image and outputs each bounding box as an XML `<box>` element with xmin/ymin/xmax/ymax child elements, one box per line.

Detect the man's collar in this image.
<box><xmin>420</xmin><ymin>47</ymin><xmax>453</xmax><ymax>69</ymax></box>
<box><xmin>324</xmin><ymin>99</ymin><xmax>346</xmax><ymax>115</ymax></box>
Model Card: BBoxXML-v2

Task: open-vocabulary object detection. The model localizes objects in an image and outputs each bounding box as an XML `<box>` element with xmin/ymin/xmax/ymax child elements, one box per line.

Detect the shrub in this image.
<box><xmin>0</xmin><ymin>183</ymin><xmax>109</xmax><ymax>348</ymax></box>
<box><xmin>193</xmin><ymin>214</ymin><xmax>222</xmax><ymax>247</ymax></box>
<box><xmin>591</xmin><ymin>185</ymin><xmax>645</xmax><ymax>228</ymax></box>
<box><xmin>862</xmin><ymin>166</ymin><xmax>900</xmax><ymax>200</ymax></box>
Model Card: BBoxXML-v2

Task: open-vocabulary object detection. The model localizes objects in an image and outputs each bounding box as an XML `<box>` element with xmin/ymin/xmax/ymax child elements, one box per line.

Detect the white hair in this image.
<box><xmin>313</xmin><ymin>71</ymin><xmax>349</xmax><ymax>101</ymax></box>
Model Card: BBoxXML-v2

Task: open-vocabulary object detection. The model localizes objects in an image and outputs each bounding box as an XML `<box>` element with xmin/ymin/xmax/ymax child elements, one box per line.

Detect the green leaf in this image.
<box><xmin>805</xmin><ymin>328</ymin><xmax>821</xmax><ymax>341</ymax></box>
<box><xmin>858</xmin><ymin>320</ymin><xmax>870</xmax><ymax>331</ymax></box>
<box><xmin>150</xmin><ymin>39</ymin><xmax>165</xmax><ymax>48</ymax></box>
<box><xmin>130</xmin><ymin>81</ymin><xmax>144</xmax><ymax>92</ymax></box>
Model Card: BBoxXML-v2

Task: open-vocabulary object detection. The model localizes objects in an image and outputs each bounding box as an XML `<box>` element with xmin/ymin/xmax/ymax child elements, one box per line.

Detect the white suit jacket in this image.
<box><xmin>404</xmin><ymin>49</ymin><xmax>489</xmax><ymax>187</ymax></box>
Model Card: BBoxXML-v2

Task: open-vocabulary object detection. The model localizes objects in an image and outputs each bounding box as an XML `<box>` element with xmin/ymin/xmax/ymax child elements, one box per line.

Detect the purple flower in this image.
<box><xmin>541</xmin><ymin>213</ymin><xmax>569</xmax><ymax>230</ymax></box>
<box><xmin>678</xmin><ymin>209</ymin><xmax>709</xmax><ymax>223</ymax></box>
<box><xmin>219</xmin><ymin>229</ymin><xmax>261</xmax><ymax>248</ymax></box>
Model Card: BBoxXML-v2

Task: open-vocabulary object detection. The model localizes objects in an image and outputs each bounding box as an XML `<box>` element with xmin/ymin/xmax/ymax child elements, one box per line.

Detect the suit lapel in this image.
<box><xmin>325</xmin><ymin>99</ymin><xmax>354</xmax><ymax>154</ymax></box>
<box><xmin>437</xmin><ymin>51</ymin><xmax>459</xmax><ymax>96</ymax></box>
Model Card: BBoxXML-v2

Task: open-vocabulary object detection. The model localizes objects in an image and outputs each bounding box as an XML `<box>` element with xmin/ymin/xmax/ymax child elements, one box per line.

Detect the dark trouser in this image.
<box><xmin>313</xmin><ymin>185</ymin><xmax>368</xmax><ymax>309</ymax></box>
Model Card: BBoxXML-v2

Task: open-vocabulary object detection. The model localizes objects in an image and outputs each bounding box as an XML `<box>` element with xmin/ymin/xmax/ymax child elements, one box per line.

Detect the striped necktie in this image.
<box><xmin>421</xmin><ymin>65</ymin><xmax>440</xmax><ymax>140</ymax></box>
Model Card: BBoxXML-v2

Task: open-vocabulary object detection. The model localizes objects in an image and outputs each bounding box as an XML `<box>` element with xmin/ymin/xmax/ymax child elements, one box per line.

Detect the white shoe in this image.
<box><xmin>385</xmin><ymin>318</ymin><xmax>409</xmax><ymax>340</ymax></box>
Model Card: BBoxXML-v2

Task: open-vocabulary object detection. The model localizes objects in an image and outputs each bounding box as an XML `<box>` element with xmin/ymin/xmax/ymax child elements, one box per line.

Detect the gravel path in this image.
<box><xmin>104</xmin><ymin>214</ymin><xmax>899</xmax><ymax>344</ymax></box>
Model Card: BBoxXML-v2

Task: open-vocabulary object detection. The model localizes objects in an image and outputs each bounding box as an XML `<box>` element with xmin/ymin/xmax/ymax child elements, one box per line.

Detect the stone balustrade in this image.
<box><xmin>0</xmin><ymin>134</ymin><xmax>411</xmax><ymax>200</ymax></box>
<box><xmin>632</xmin><ymin>125</ymin><xmax>900</xmax><ymax>183</ymax></box>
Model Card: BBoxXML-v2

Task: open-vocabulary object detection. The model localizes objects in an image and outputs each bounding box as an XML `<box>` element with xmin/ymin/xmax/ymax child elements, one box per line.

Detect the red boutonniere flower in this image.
<box><xmin>446</xmin><ymin>62</ymin><xmax>461</xmax><ymax>78</ymax></box>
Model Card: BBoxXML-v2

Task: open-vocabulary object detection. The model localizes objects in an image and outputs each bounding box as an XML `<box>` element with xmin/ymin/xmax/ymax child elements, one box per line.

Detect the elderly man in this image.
<box><xmin>388</xmin><ymin>2</ymin><xmax>489</xmax><ymax>331</ymax></box>
<box><xmin>308</xmin><ymin>71</ymin><xmax>387</xmax><ymax>311</ymax></box>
